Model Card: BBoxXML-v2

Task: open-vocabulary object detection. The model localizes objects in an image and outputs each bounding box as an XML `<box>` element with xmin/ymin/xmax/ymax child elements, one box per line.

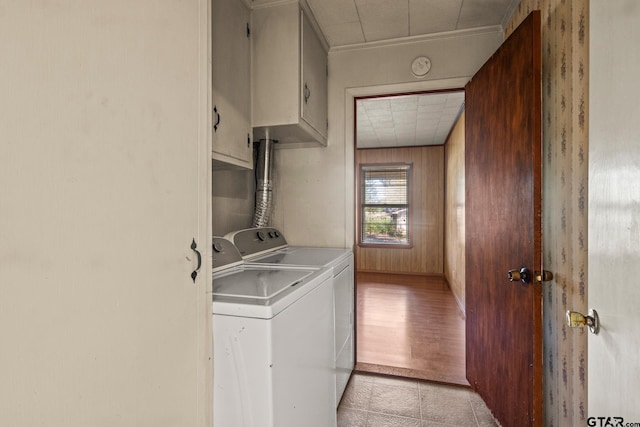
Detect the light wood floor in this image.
<box><xmin>355</xmin><ymin>272</ymin><xmax>469</xmax><ymax>386</ymax></box>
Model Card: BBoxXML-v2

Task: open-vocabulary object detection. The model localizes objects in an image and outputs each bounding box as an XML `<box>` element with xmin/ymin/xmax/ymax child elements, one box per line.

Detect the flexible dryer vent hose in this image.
<box><xmin>252</xmin><ymin>139</ymin><xmax>275</xmax><ymax>227</ymax></box>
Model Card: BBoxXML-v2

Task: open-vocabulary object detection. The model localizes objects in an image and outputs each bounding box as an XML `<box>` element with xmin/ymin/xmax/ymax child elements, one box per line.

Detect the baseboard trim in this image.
<box><xmin>357</xmin><ymin>269</ymin><xmax>444</xmax><ymax>278</ymax></box>
<box><xmin>443</xmin><ymin>275</ymin><xmax>466</xmax><ymax>318</ymax></box>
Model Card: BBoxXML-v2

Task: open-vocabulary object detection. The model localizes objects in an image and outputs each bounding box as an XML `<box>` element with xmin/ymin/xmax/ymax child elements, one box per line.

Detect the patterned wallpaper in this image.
<box><xmin>506</xmin><ymin>1</ymin><xmax>589</xmax><ymax>425</ymax></box>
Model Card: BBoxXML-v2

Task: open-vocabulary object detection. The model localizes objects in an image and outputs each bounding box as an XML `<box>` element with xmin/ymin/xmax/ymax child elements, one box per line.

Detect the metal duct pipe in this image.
<box><xmin>252</xmin><ymin>139</ymin><xmax>276</xmax><ymax>227</ymax></box>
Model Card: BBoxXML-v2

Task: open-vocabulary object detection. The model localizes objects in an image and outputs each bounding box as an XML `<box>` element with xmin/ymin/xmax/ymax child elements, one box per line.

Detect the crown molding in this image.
<box><xmin>330</xmin><ymin>25</ymin><xmax>503</xmax><ymax>53</ymax></box>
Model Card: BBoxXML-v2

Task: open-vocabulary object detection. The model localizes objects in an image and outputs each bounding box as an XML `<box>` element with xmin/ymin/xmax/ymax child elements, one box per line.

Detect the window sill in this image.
<box><xmin>358</xmin><ymin>243</ymin><xmax>414</xmax><ymax>250</ymax></box>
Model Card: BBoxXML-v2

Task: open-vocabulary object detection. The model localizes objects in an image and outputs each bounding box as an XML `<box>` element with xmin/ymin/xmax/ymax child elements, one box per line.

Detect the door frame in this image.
<box><xmin>346</xmin><ymin>77</ymin><xmax>470</xmax><ymax>375</ymax></box>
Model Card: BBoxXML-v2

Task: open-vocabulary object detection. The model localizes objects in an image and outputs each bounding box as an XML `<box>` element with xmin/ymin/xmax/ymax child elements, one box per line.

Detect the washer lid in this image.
<box><xmin>247</xmin><ymin>247</ymin><xmax>352</xmax><ymax>268</ymax></box>
<box><xmin>213</xmin><ymin>267</ymin><xmax>314</xmax><ymax>300</ymax></box>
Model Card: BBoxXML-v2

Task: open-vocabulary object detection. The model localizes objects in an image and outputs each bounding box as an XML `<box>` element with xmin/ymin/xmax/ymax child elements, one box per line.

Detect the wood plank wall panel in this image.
<box><xmin>444</xmin><ymin>112</ymin><xmax>465</xmax><ymax>313</ymax></box>
<box><xmin>355</xmin><ymin>146</ymin><xmax>444</xmax><ymax>275</ymax></box>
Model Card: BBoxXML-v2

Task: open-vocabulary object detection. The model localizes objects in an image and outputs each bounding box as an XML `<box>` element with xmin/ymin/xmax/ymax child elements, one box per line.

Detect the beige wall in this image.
<box><xmin>212</xmin><ymin>167</ymin><xmax>255</xmax><ymax>236</ymax></box>
<box><xmin>271</xmin><ymin>28</ymin><xmax>503</xmax><ymax>248</ymax></box>
<box><xmin>444</xmin><ymin>112</ymin><xmax>465</xmax><ymax>312</ymax></box>
<box><xmin>356</xmin><ymin>146</ymin><xmax>444</xmax><ymax>275</ymax></box>
<box><xmin>506</xmin><ymin>2</ymin><xmax>589</xmax><ymax>425</ymax></box>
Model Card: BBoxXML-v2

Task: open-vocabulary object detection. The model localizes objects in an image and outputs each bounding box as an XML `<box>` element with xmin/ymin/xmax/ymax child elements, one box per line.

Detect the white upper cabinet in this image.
<box><xmin>252</xmin><ymin>1</ymin><xmax>328</xmax><ymax>148</ymax></box>
<box><xmin>212</xmin><ymin>0</ymin><xmax>253</xmax><ymax>169</ymax></box>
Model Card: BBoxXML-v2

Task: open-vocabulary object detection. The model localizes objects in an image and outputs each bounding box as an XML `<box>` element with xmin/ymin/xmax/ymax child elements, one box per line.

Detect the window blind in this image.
<box><xmin>360</xmin><ymin>164</ymin><xmax>411</xmax><ymax>245</ymax></box>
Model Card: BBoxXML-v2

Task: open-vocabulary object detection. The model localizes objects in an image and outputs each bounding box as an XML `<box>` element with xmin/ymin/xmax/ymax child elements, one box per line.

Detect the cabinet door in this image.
<box><xmin>301</xmin><ymin>11</ymin><xmax>328</xmax><ymax>139</ymax></box>
<box><xmin>0</xmin><ymin>1</ymin><xmax>211</xmax><ymax>426</ymax></box>
<box><xmin>212</xmin><ymin>0</ymin><xmax>252</xmax><ymax>168</ymax></box>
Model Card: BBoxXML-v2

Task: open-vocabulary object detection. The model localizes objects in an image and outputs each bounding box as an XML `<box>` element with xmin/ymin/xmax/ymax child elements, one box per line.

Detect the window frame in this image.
<box><xmin>357</xmin><ymin>162</ymin><xmax>413</xmax><ymax>249</ymax></box>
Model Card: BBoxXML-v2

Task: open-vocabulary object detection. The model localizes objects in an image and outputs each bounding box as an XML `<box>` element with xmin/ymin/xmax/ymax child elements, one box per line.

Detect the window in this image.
<box><xmin>359</xmin><ymin>164</ymin><xmax>412</xmax><ymax>246</ymax></box>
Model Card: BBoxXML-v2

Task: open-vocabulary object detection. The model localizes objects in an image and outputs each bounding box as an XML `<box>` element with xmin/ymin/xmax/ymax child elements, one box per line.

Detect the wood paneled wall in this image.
<box><xmin>444</xmin><ymin>112</ymin><xmax>466</xmax><ymax>313</ymax></box>
<box><xmin>355</xmin><ymin>146</ymin><xmax>444</xmax><ymax>275</ymax></box>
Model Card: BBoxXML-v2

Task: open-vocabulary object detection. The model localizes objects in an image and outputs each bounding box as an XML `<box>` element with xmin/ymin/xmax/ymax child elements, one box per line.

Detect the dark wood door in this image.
<box><xmin>465</xmin><ymin>11</ymin><xmax>542</xmax><ymax>427</ymax></box>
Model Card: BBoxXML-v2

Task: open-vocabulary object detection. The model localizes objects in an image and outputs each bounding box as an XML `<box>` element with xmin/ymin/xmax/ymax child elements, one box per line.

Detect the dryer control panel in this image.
<box><xmin>225</xmin><ymin>227</ymin><xmax>288</xmax><ymax>258</ymax></box>
<box><xmin>212</xmin><ymin>237</ymin><xmax>243</xmax><ymax>272</ymax></box>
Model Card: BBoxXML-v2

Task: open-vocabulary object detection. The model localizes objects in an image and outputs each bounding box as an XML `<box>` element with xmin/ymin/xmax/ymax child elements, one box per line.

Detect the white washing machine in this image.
<box><xmin>212</xmin><ymin>237</ymin><xmax>336</xmax><ymax>427</ymax></box>
<box><xmin>224</xmin><ymin>228</ymin><xmax>355</xmax><ymax>406</ymax></box>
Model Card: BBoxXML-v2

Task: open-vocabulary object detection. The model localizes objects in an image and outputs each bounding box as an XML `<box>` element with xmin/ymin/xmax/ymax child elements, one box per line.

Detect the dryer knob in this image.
<box><xmin>269</xmin><ymin>231</ymin><xmax>275</xmax><ymax>238</ymax></box>
<box><xmin>213</xmin><ymin>242</ymin><xmax>223</xmax><ymax>253</ymax></box>
<box><xmin>257</xmin><ymin>231</ymin><xmax>266</xmax><ymax>241</ymax></box>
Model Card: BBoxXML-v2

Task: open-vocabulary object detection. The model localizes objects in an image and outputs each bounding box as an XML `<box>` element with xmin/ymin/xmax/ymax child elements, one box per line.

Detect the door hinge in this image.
<box><xmin>246</xmin><ymin>22</ymin><xmax>251</xmax><ymax>38</ymax></box>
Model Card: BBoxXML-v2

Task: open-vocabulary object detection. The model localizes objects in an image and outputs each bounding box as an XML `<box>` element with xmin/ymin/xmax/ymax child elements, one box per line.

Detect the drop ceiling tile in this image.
<box><xmin>357</xmin><ymin>121</ymin><xmax>375</xmax><ymax>132</ymax></box>
<box><xmin>391</xmin><ymin>103</ymin><xmax>418</xmax><ymax>113</ymax></box>
<box><xmin>396</xmin><ymin>136</ymin><xmax>416</xmax><ymax>143</ymax></box>
<box><xmin>365</xmin><ymin>109</ymin><xmax>392</xmax><ymax>120</ymax></box>
<box><xmin>389</xmin><ymin>95</ymin><xmax>419</xmax><ymax>104</ymax></box>
<box><xmin>394</xmin><ymin>118</ymin><xmax>418</xmax><ymax>127</ymax></box>
<box><xmin>357</xmin><ymin>139</ymin><xmax>378</xmax><ymax>148</ymax></box>
<box><xmin>418</xmin><ymin>104</ymin><xmax>446</xmax><ymax>114</ymax></box>
<box><xmin>409</xmin><ymin>0</ymin><xmax>462</xmax><ymax>35</ymax></box>
<box><xmin>445</xmin><ymin>91</ymin><xmax>465</xmax><ymax>101</ymax></box>
<box><xmin>457</xmin><ymin>0</ymin><xmax>513</xmax><ymax>28</ymax></box>
<box><xmin>375</xmin><ymin>126</ymin><xmax>396</xmax><ymax>135</ymax></box>
<box><xmin>396</xmin><ymin>131</ymin><xmax>415</xmax><ymax>138</ymax></box>
<box><xmin>362</xmin><ymin>99</ymin><xmax>391</xmax><ymax>112</ymax></box>
<box><xmin>371</xmin><ymin>128</ymin><xmax>394</xmax><ymax>137</ymax></box>
<box><xmin>416</xmin><ymin>118</ymin><xmax>440</xmax><ymax>130</ymax></box>
<box><xmin>307</xmin><ymin>0</ymin><xmax>360</xmax><ymax>24</ymax></box>
<box><xmin>392</xmin><ymin>110</ymin><xmax>417</xmax><ymax>120</ymax></box>
<box><xmin>354</xmin><ymin>0</ymin><xmax>409</xmax><ymax>42</ymax></box>
<box><xmin>321</xmin><ymin>23</ymin><xmax>366</xmax><ymax>45</ymax></box>
<box><xmin>395</xmin><ymin>127</ymin><xmax>416</xmax><ymax>136</ymax></box>
<box><xmin>308</xmin><ymin>0</ymin><xmax>365</xmax><ymax>46</ymax></box>
<box><xmin>444</xmin><ymin>104</ymin><xmax>462</xmax><ymax>113</ymax></box>
<box><xmin>418</xmin><ymin>93</ymin><xmax>448</xmax><ymax>106</ymax></box>
<box><xmin>375</xmin><ymin>139</ymin><xmax>396</xmax><ymax>148</ymax></box>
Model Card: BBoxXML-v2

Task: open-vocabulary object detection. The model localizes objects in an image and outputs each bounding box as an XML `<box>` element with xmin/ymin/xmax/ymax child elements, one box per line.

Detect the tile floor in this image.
<box><xmin>337</xmin><ymin>373</ymin><xmax>498</xmax><ymax>427</ymax></box>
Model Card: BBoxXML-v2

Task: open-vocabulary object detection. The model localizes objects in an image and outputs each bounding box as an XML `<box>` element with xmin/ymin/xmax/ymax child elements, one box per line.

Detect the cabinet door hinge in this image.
<box><xmin>246</xmin><ymin>22</ymin><xmax>251</xmax><ymax>38</ymax></box>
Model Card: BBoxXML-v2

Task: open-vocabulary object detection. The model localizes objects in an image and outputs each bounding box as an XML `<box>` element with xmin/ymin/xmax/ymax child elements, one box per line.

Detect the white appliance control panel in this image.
<box><xmin>225</xmin><ymin>227</ymin><xmax>288</xmax><ymax>258</ymax></box>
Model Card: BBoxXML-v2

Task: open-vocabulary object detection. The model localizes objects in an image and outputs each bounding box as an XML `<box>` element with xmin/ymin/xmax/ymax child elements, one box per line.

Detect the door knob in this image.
<box><xmin>507</xmin><ymin>268</ymin><xmax>553</xmax><ymax>284</ymax></box>
<box><xmin>507</xmin><ymin>267</ymin><xmax>531</xmax><ymax>283</ymax></box>
<box><xmin>566</xmin><ymin>309</ymin><xmax>600</xmax><ymax>334</ymax></box>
